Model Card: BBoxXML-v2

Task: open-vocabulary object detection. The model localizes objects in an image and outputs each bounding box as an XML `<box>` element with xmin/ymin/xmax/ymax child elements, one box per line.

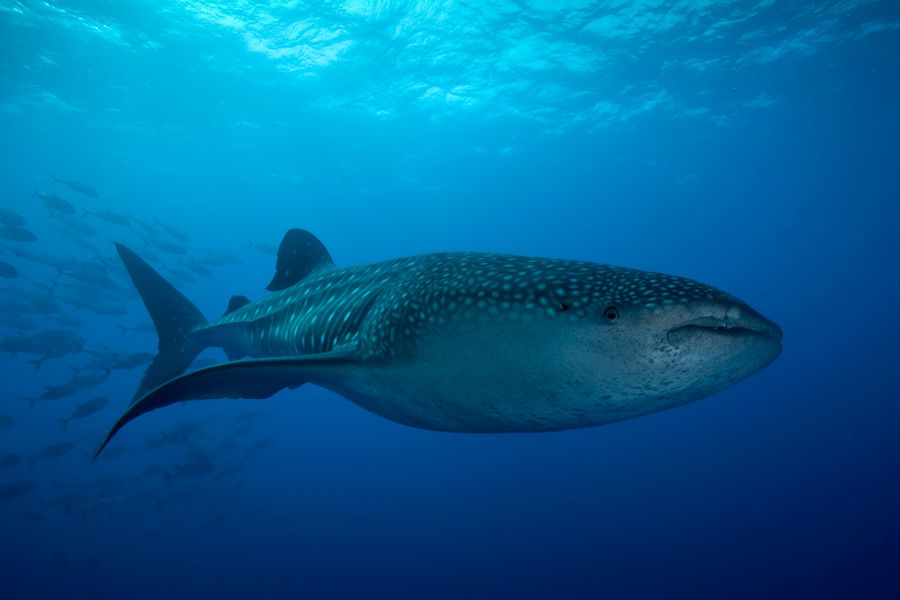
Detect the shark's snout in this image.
<box><xmin>730</xmin><ymin>306</ymin><xmax>782</xmax><ymax>342</ymax></box>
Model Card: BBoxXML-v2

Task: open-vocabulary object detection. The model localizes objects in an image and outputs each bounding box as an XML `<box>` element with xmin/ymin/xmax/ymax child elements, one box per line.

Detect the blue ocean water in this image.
<box><xmin>1</xmin><ymin>1</ymin><xmax>899</xmax><ymax>598</ymax></box>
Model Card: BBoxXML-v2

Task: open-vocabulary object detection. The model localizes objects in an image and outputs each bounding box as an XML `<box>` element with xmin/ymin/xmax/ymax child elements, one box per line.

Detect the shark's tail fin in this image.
<box><xmin>115</xmin><ymin>243</ymin><xmax>207</xmax><ymax>401</ymax></box>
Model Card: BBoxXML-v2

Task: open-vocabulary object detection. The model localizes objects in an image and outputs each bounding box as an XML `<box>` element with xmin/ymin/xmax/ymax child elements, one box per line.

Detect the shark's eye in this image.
<box><xmin>603</xmin><ymin>306</ymin><xmax>620</xmax><ymax>321</ymax></box>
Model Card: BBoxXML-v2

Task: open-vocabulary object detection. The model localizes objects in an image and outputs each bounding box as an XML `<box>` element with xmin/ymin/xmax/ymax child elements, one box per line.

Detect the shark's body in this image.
<box><xmin>94</xmin><ymin>230</ymin><xmax>782</xmax><ymax>458</ymax></box>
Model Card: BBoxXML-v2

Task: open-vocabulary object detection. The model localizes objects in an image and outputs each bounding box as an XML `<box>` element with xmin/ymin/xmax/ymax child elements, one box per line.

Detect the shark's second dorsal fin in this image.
<box><xmin>265</xmin><ymin>229</ymin><xmax>335</xmax><ymax>292</ymax></box>
<box><xmin>223</xmin><ymin>295</ymin><xmax>250</xmax><ymax>316</ymax></box>
<box><xmin>222</xmin><ymin>295</ymin><xmax>252</xmax><ymax>360</ymax></box>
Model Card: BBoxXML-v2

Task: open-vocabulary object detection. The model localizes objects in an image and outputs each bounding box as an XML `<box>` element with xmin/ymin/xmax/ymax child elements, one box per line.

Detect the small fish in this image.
<box><xmin>165</xmin><ymin>267</ymin><xmax>196</xmax><ymax>283</ymax></box>
<box><xmin>51</xmin><ymin>314</ymin><xmax>87</xmax><ymax>328</ymax></box>
<box><xmin>25</xmin><ymin>297</ymin><xmax>61</xmax><ymax>314</ymax></box>
<box><xmin>29</xmin><ymin>442</ymin><xmax>75</xmax><ymax>464</ymax></box>
<box><xmin>0</xmin><ymin>453</ymin><xmax>21</xmax><ymax>468</ymax></box>
<box><xmin>184</xmin><ymin>260</ymin><xmax>213</xmax><ymax>278</ymax></box>
<box><xmin>145</xmin><ymin>237</ymin><xmax>187</xmax><ymax>256</ymax></box>
<box><xmin>84</xmin><ymin>304</ymin><xmax>128</xmax><ymax>316</ymax></box>
<box><xmin>199</xmin><ymin>251</ymin><xmax>242</xmax><ymax>266</ymax></box>
<box><xmin>0</xmin><ymin>314</ymin><xmax>37</xmax><ymax>330</ymax></box>
<box><xmin>82</xmin><ymin>208</ymin><xmax>129</xmax><ymax>226</ymax></box>
<box><xmin>52</xmin><ymin>214</ymin><xmax>97</xmax><ymax>236</ymax></box>
<box><xmin>0</xmin><ymin>226</ymin><xmax>37</xmax><ymax>242</ymax></box>
<box><xmin>132</xmin><ymin>219</ymin><xmax>160</xmax><ymax>236</ymax></box>
<box><xmin>139</xmin><ymin>465</ymin><xmax>169</xmax><ymax>481</ymax></box>
<box><xmin>0</xmin><ymin>260</ymin><xmax>17</xmax><ymax>278</ymax></box>
<box><xmin>218</xmin><ymin>464</ymin><xmax>243</xmax><ymax>477</ymax></box>
<box><xmin>143</xmin><ymin>421</ymin><xmax>203</xmax><ymax>449</ymax></box>
<box><xmin>55</xmin><ymin>397</ymin><xmax>109</xmax><ymax>431</ymax></box>
<box><xmin>0</xmin><ymin>208</ymin><xmax>26</xmax><ymax>226</ymax></box>
<box><xmin>248</xmin><ymin>438</ymin><xmax>275</xmax><ymax>454</ymax></box>
<box><xmin>0</xmin><ymin>481</ymin><xmax>38</xmax><ymax>501</ymax></box>
<box><xmin>1</xmin><ymin>329</ymin><xmax>84</xmax><ymax>370</ymax></box>
<box><xmin>83</xmin><ymin>350</ymin><xmax>152</xmax><ymax>373</ymax></box>
<box><xmin>167</xmin><ymin>459</ymin><xmax>216</xmax><ymax>483</ymax></box>
<box><xmin>248</xmin><ymin>241</ymin><xmax>278</xmax><ymax>256</ymax></box>
<box><xmin>24</xmin><ymin>369</ymin><xmax>107</xmax><ymax>408</ymax></box>
<box><xmin>35</xmin><ymin>191</ymin><xmax>77</xmax><ymax>215</ymax></box>
<box><xmin>59</xmin><ymin>264</ymin><xmax>116</xmax><ymax>288</ymax></box>
<box><xmin>155</xmin><ymin>220</ymin><xmax>190</xmax><ymax>242</ymax></box>
<box><xmin>0</xmin><ymin>414</ymin><xmax>13</xmax><ymax>427</ymax></box>
<box><xmin>232</xmin><ymin>424</ymin><xmax>253</xmax><ymax>437</ymax></box>
<box><xmin>0</xmin><ymin>246</ymin><xmax>61</xmax><ymax>269</ymax></box>
<box><xmin>51</xmin><ymin>174</ymin><xmax>99</xmax><ymax>198</ymax></box>
<box><xmin>116</xmin><ymin>322</ymin><xmax>156</xmax><ymax>336</ymax></box>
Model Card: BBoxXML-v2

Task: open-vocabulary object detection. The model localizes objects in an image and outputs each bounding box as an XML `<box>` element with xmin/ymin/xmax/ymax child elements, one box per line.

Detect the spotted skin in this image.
<box><xmin>190</xmin><ymin>252</ymin><xmax>781</xmax><ymax>433</ymax></box>
<box><xmin>206</xmin><ymin>253</ymin><xmax>728</xmax><ymax>360</ymax></box>
<box><xmin>95</xmin><ymin>246</ymin><xmax>782</xmax><ymax>458</ymax></box>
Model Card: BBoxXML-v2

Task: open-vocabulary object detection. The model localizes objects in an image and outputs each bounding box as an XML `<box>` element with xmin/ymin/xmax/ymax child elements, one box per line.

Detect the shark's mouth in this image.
<box><xmin>667</xmin><ymin>316</ymin><xmax>783</xmax><ymax>346</ymax></box>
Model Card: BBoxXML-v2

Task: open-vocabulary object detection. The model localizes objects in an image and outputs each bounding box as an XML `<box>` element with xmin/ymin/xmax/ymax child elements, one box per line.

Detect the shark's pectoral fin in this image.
<box><xmin>93</xmin><ymin>350</ymin><xmax>356</xmax><ymax>460</ymax></box>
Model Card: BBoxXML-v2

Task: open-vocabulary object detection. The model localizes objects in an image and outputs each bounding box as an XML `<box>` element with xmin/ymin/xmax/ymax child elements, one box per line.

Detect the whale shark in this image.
<box><xmin>93</xmin><ymin>229</ymin><xmax>782</xmax><ymax>458</ymax></box>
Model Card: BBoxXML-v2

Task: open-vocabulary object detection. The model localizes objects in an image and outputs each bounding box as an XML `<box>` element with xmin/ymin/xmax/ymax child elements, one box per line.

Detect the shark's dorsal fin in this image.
<box><xmin>223</xmin><ymin>295</ymin><xmax>250</xmax><ymax>316</ymax></box>
<box><xmin>265</xmin><ymin>229</ymin><xmax>335</xmax><ymax>292</ymax></box>
<box><xmin>222</xmin><ymin>295</ymin><xmax>253</xmax><ymax>359</ymax></box>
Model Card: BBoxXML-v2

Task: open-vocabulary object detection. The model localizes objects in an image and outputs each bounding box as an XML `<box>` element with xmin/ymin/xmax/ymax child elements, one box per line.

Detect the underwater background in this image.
<box><xmin>1</xmin><ymin>1</ymin><xmax>899</xmax><ymax>598</ymax></box>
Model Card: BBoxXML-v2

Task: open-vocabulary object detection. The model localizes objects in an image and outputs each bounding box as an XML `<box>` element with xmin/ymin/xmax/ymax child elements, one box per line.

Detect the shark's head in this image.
<box><xmin>560</xmin><ymin>265</ymin><xmax>782</xmax><ymax>421</ymax></box>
